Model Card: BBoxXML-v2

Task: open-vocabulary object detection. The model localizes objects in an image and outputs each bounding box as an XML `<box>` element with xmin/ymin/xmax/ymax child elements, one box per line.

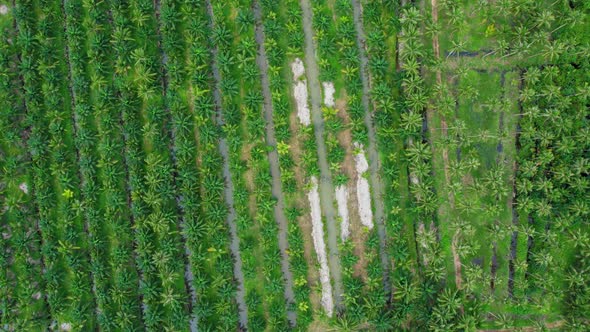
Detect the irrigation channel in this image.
<box><xmin>205</xmin><ymin>0</ymin><xmax>248</xmax><ymax>328</ymax></box>
<box><xmin>351</xmin><ymin>0</ymin><xmax>391</xmax><ymax>294</ymax></box>
<box><xmin>252</xmin><ymin>0</ymin><xmax>297</xmax><ymax>326</ymax></box>
<box><xmin>299</xmin><ymin>0</ymin><xmax>344</xmax><ymax>310</ymax></box>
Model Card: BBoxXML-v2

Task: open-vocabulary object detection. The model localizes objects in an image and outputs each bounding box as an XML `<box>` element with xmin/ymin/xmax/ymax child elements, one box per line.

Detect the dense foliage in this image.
<box><xmin>0</xmin><ymin>0</ymin><xmax>588</xmax><ymax>330</ymax></box>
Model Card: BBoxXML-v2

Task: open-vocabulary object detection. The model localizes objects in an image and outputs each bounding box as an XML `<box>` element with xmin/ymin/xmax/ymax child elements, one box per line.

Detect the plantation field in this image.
<box><xmin>0</xmin><ymin>0</ymin><xmax>588</xmax><ymax>331</ymax></box>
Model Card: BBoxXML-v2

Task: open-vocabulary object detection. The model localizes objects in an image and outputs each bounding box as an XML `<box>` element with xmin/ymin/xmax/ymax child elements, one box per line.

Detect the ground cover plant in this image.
<box><xmin>1</xmin><ymin>0</ymin><xmax>589</xmax><ymax>331</ymax></box>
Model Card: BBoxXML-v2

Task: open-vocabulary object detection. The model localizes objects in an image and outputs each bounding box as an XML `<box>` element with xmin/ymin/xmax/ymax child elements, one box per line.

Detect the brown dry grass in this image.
<box><xmin>241</xmin><ymin>142</ymin><xmax>258</xmax><ymax>215</ymax></box>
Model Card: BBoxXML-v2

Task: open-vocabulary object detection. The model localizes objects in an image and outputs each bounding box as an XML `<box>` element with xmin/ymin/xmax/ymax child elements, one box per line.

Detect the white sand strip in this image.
<box><xmin>335</xmin><ymin>185</ymin><xmax>350</xmax><ymax>241</ymax></box>
<box><xmin>308</xmin><ymin>176</ymin><xmax>334</xmax><ymax>316</ymax></box>
<box><xmin>293</xmin><ymin>80</ymin><xmax>311</xmax><ymax>126</ymax></box>
<box><xmin>322</xmin><ymin>81</ymin><xmax>335</xmax><ymax>107</ymax></box>
<box><xmin>291</xmin><ymin>57</ymin><xmax>305</xmax><ymax>81</ymax></box>
<box><xmin>291</xmin><ymin>58</ymin><xmax>311</xmax><ymax>125</ymax></box>
<box><xmin>353</xmin><ymin>142</ymin><xmax>374</xmax><ymax>229</ymax></box>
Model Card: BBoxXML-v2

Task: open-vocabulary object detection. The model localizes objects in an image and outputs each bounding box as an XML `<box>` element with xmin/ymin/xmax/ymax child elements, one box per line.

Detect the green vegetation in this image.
<box><xmin>1</xmin><ymin>0</ymin><xmax>588</xmax><ymax>330</ymax></box>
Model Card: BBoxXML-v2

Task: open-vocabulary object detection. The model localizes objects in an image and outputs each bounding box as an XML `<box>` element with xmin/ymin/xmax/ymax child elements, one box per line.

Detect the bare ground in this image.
<box><xmin>335</xmin><ymin>97</ymin><xmax>368</xmax><ymax>281</ymax></box>
<box><xmin>289</xmin><ymin>110</ymin><xmax>322</xmax><ymax>312</ymax></box>
<box><xmin>430</xmin><ymin>0</ymin><xmax>452</xmax><ymax>206</ymax></box>
<box><xmin>351</xmin><ymin>0</ymin><xmax>391</xmax><ymax>293</ymax></box>
<box><xmin>300</xmin><ymin>0</ymin><xmax>344</xmax><ymax>310</ymax></box>
<box><xmin>241</xmin><ymin>142</ymin><xmax>258</xmax><ymax>217</ymax></box>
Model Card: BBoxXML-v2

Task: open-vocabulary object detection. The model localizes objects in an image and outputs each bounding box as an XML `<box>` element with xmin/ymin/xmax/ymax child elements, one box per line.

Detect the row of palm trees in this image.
<box><xmin>398</xmin><ymin>4</ymin><xmax>444</xmax><ymax>288</ymax></box>
<box><xmin>0</xmin><ymin>10</ymin><xmax>48</xmax><ymax>329</ymax></box>
<box><xmin>158</xmin><ymin>0</ymin><xmax>216</xmax><ymax>329</ymax></box>
<box><xmin>258</xmin><ymin>0</ymin><xmax>316</xmax><ymax>328</ymax></box>
<box><xmin>358</xmin><ymin>0</ymin><xmax>437</xmax><ymax>330</ymax></box>
<box><xmin>319</xmin><ymin>0</ymin><xmax>392</xmax><ymax>326</ymax></box>
<box><xmin>65</xmin><ymin>0</ymin><xmax>149</xmax><ymax>328</ymax></box>
<box><xmin>517</xmin><ymin>60</ymin><xmax>589</xmax><ymax>326</ymax></box>
<box><xmin>15</xmin><ymin>0</ymin><xmax>99</xmax><ymax>328</ymax></box>
<box><xmin>212</xmin><ymin>1</ymin><xmax>294</xmax><ymax>330</ymax></box>
<box><xmin>311</xmin><ymin>0</ymin><xmax>362</xmax><ymax>321</ymax></box>
<box><xmin>114</xmin><ymin>0</ymin><xmax>192</xmax><ymax>329</ymax></box>
<box><xmin>478</xmin><ymin>0</ymin><xmax>590</xmax><ymax>326</ymax></box>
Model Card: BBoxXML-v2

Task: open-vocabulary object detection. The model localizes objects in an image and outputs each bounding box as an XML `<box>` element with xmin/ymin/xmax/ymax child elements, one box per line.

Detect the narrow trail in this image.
<box><xmin>153</xmin><ymin>1</ymin><xmax>198</xmax><ymax>329</ymax></box>
<box><xmin>491</xmin><ymin>72</ymin><xmax>507</xmax><ymax>294</ymax></box>
<box><xmin>252</xmin><ymin>0</ymin><xmax>297</xmax><ymax>326</ymax></box>
<box><xmin>350</xmin><ymin>0</ymin><xmax>391</xmax><ymax>295</ymax></box>
<box><xmin>205</xmin><ymin>0</ymin><xmax>249</xmax><ymax>328</ymax></box>
<box><xmin>450</xmin><ymin>77</ymin><xmax>463</xmax><ymax>290</ymax></box>
<box><xmin>299</xmin><ymin>0</ymin><xmax>344</xmax><ymax>310</ymax></box>
<box><xmin>445</xmin><ymin>49</ymin><xmax>494</xmax><ymax>58</ymax></box>
<box><xmin>509</xmin><ymin>71</ymin><xmax>526</xmax><ymax>298</ymax></box>
<box><xmin>430</xmin><ymin>0</ymin><xmax>452</xmax><ymax>207</ymax></box>
<box><xmin>430</xmin><ymin>0</ymin><xmax>462</xmax><ymax>289</ymax></box>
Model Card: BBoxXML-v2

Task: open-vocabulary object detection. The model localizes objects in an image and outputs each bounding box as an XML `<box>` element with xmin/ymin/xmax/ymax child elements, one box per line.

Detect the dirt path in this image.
<box><xmin>299</xmin><ymin>0</ymin><xmax>344</xmax><ymax>311</ymax></box>
<box><xmin>507</xmin><ymin>72</ymin><xmax>523</xmax><ymax>299</ymax></box>
<box><xmin>446</xmin><ymin>49</ymin><xmax>493</xmax><ymax>57</ymax></box>
<box><xmin>205</xmin><ymin>0</ymin><xmax>248</xmax><ymax>328</ymax></box>
<box><xmin>252</xmin><ymin>0</ymin><xmax>297</xmax><ymax>325</ymax></box>
<box><xmin>429</xmin><ymin>0</ymin><xmax>463</xmax><ymax>290</ymax></box>
<box><xmin>490</xmin><ymin>72</ymin><xmax>508</xmax><ymax>295</ymax></box>
<box><xmin>289</xmin><ymin>112</ymin><xmax>322</xmax><ymax>312</ymax></box>
<box><xmin>351</xmin><ymin>0</ymin><xmax>391</xmax><ymax>294</ymax></box>
<box><xmin>430</xmin><ymin>0</ymin><xmax>452</xmax><ymax>207</ymax></box>
<box><xmin>334</xmin><ymin>98</ymin><xmax>368</xmax><ymax>281</ymax></box>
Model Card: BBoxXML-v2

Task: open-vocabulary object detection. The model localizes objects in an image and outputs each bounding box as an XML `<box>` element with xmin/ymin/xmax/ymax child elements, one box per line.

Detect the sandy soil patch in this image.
<box><xmin>19</xmin><ymin>182</ymin><xmax>28</xmax><ymax>194</ymax></box>
<box><xmin>288</xmin><ymin>111</ymin><xmax>322</xmax><ymax>311</ymax></box>
<box><xmin>241</xmin><ymin>142</ymin><xmax>258</xmax><ymax>214</ymax></box>
<box><xmin>417</xmin><ymin>222</ymin><xmax>429</xmax><ymax>266</ymax></box>
<box><xmin>322</xmin><ymin>81</ymin><xmax>335</xmax><ymax>107</ymax></box>
<box><xmin>0</xmin><ymin>5</ymin><xmax>8</xmax><ymax>15</ymax></box>
<box><xmin>335</xmin><ymin>98</ymin><xmax>369</xmax><ymax>280</ymax></box>
<box><xmin>60</xmin><ymin>323</ymin><xmax>72</xmax><ymax>331</ymax></box>
<box><xmin>335</xmin><ymin>185</ymin><xmax>350</xmax><ymax>240</ymax></box>
<box><xmin>291</xmin><ymin>58</ymin><xmax>311</xmax><ymax>125</ymax></box>
<box><xmin>308</xmin><ymin>176</ymin><xmax>334</xmax><ymax>317</ymax></box>
<box><xmin>353</xmin><ymin>142</ymin><xmax>374</xmax><ymax>229</ymax></box>
<box><xmin>291</xmin><ymin>57</ymin><xmax>305</xmax><ymax>81</ymax></box>
<box><xmin>293</xmin><ymin>81</ymin><xmax>311</xmax><ymax>126</ymax></box>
